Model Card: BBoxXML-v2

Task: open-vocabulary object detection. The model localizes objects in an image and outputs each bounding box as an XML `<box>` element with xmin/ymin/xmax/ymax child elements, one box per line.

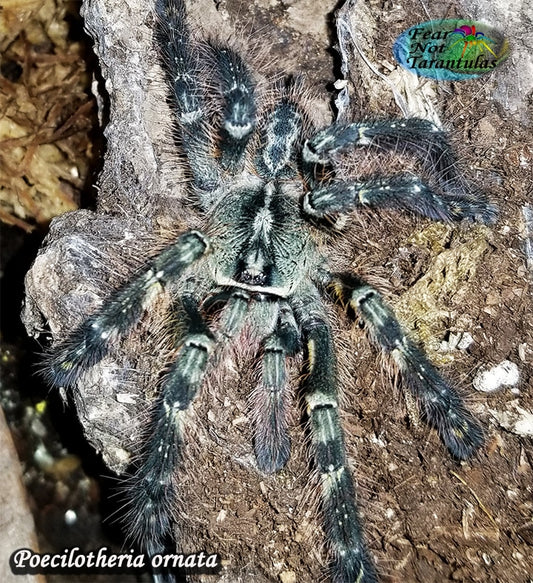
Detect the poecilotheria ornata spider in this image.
<box><xmin>43</xmin><ymin>0</ymin><xmax>496</xmax><ymax>581</ymax></box>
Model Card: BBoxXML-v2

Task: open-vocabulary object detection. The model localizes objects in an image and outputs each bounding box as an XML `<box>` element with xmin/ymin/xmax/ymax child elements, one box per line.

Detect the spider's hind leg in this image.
<box><xmin>291</xmin><ymin>289</ymin><xmax>379</xmax><ymax>583</ymax></box>
<box><xmin>328</xmin><ymin>272</ymin><xmax>483</xmax><ymax>460</ymax></box>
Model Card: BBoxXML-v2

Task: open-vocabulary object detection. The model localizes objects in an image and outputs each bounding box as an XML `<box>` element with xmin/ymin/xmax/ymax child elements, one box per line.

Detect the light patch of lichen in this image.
<box><xmin>406</xmin><ymin>222</ymin><xmax>453</xmax><ymax>254</ymax></box>
<box><xmin>394</xmin><ymin>224</ymin><xmax>490</xmax><ymax>364</ymax></box>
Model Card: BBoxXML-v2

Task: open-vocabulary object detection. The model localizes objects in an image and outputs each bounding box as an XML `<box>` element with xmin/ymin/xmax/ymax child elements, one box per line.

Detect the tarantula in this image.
<box><xmin>44</xmin><ymin>0</ymin><xmax>495</xmax><ymax>581</ymax></box>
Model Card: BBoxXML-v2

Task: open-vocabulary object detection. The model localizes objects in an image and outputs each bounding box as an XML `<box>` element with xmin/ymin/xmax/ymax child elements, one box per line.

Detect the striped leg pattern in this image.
<box><xmin>304</xmin><ymin>119</ymin><xmax>461</xmax><ymax>185</ymax></box>
<box><xmin>328</xmin><ymin>272</ymin><xmax>483</xmax><ymax>460</ymax></box>
<box><xmin>252</xmin><ymin>303</ymin><xmax>300</xmax><ymax>473</ymax></box>
<box><xmin>208</xmin><ymin>43</ymin><xmax>257</xmax><ymax>174</ymax></box>
<box><xmin>302</xmin><ymin>119</ymin><xmax>496</xmax><ymax>224</ymax></box>
<box><xmin>303</xmin><ymin>174</ymin><xmax>495</xmax><ymax>223</ymax></box>
<box><xmin>125</xmin><ymin>288</ymin><xmax>256</xmax><ymax>581</ymax></box>
<box><xmin>256</xmin><ymin>97</ymin><xmax>304</xmax><ymax>180</ymax></box>
<box><xmin>45</xmin><ymin>231</ymin><xmax>209</xmax><ymax>387</ymax></box>
<box><xmin>155</xmin><ymin>0</ymin><xmax>220</xmax><ymax>193</ymax></box>
<box><xmin>125</xmin><ymin>295</ymin><xmax>215</xmax><ymax>566</ymax></box>
<box><xmin>291</xmin><ymin>290</ymin><xmax>379</xmax><ymax>583</ymax></box>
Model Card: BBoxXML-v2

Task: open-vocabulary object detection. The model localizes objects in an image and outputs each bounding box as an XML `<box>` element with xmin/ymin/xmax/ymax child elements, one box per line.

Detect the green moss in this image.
<box><xmin>394</xmin><ymin>224</ymin><xmax>490</xmax><ymax>364</ymax></box>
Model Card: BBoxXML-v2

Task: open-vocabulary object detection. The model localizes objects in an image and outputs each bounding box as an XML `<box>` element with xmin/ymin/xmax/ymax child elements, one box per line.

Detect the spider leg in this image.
<box><xmin>256</xmin><ymin>97</ymin><xmax>304</xmax><ymax>180</ymax></box>
<box><xmin>449</xmin><ymin>38</ymin><xmax>465</xmax><ymax>51</ymax></box>
<box><xmin>125</xmin><ymin>288</ymin><xmax>254</xmax><ymax>576</ymax></box>
<box><xmin>303</xmin><ymin>118</ymin><xmax>493</xmax><ymax>208</ymax></box>
<box><xmin>208</xmin><ymin>43</ymin><xmax>257</xmax><ymax>173</ymax></box>
<box><xmin>291</xmin><ymin>289</ymin><xmax>379</xmax><ymax>583</ymax></box>
<box><xmin>124</xmin><ymin>295</ymin><xmax>215</xmax><ymax>566</ymax></box>
<box><xmin>303</xmin><ymin>174</ymin><xmax>494</xmax><ymax>222</ymax></box>
<box><xmin>327</xmin><ymin>272</ymin><xmax>483</xmax><ymax>460</ymax></box>
<box><xmin>480</xmin><ymin>40</ymin><xmax>498</xmax><ymax>57</ymax></box>
<box><xmin>253</xmin><ymin>302</ymin><xmax>300</xmax><ymax>473</ymax></box>
<box><xmin>155</xmin><ymin>0</ymin><xmax>220</xmax><ymax>194</ymax></box>
<box><xmin>218</xmin><ymin>289</ymin><xmax>252</xmax><ymax>338</ymax></box>
<box><xmin>46</xmin><ymin>231</ymin><xmax>209</xmax><ymax>387</ymax></box>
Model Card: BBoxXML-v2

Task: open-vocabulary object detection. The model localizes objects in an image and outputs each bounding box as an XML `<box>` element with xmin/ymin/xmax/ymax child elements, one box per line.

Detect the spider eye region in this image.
<box><xmin>236</xmin><ymin>245</ymin><xmax>272</xmax><ymax>286</ymax></box>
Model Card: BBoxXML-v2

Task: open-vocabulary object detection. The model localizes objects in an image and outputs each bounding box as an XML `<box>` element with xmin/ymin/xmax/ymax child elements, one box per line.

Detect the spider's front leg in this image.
<box><xmin>291</xmin><ymin>289</ymin><xmax>379</xmax><ymax>583</ymax></box>
<box><xmin>252</xmin><ymin>302</ymin><xmax>300</xmax><ymax>473</ymax></box>
<box><xmin>124</xmin><ymin>294</ymin><xmax>215</xmax><ymax>565</ymax></box>
<box><xmin>155</xmin><ymin>0</ymin><xmax>220</xmax><ymax>193</ymax></box>
<box><xmin>208</xmin><ymin>42</ymin><xmax>257</xmax><ymax>174</ymax></box>
<box><xmin>45</xmin><ymin>231</ymin><xmax>209</xmax><ymax>387</ymax></box>
<box><xmin>328</xmin><ymin>272</ymin><xmax>483</xmax><ymax>460</ymax></box>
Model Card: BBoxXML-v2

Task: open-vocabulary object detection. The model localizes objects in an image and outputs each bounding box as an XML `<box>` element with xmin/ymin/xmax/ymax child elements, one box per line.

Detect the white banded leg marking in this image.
<box><xmin>47</xmin><ymin>231</ymin><xmax>209</xmax><ymax>388</ymax></box>
<box><xmin>125</xmin><ymin>313</ymin><xmax>215</xmax><ymax>558</ymax></box>
<box><xmin>330</xmin><ymin>272</ymin><xmax>484</xmax><ymax>461</ymax></box>
<box><xmin>294</xmin><ymin>308</ymin><xmax>378</xmax><ymax>583</ymax></box>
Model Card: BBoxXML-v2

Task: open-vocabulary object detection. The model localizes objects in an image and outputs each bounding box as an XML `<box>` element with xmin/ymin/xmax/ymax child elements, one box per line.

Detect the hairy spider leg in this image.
<box><xmin>303</xmin><ymin>173</ymin><xmax>495</xmax><ymax>223</ymax></box>
<box><xmin>45</xmin><ymin>231</ymin><xmax>209</xmax><ymax>387</ymax></box>
<box><xmin>125</xmin><ymin>288</ymin><xmax>255</xmax><ymax>580</ymax></box>
<box><xmin>218</xmin><ymin>289</ymin><xmax>252</xmax><ymax>337</ymax></box>
<box><xmin>302</xmin><ymin>118</ymin><xmax>496</xmax><ymax>223</ymax></box>
<box><xmin>291</xmin><ymin>288</ymin><xmax>379</xmax><ymax>583</ymax></box>
<box><xmin>207</xmin><ymin>43</ymin><xmax>257</xmax><ymax>173</ymax></box>
<box><xmin>329</xmin><ymin>272</ymin><xmax>483</xmax><ymax>460</ymax></box>
<box><xmin>303</xmin><ymin>118</ymin><xmax>457</xmax><ymax>181</ymax></box>
<box><xmin>252</xmin><ymin>302</ymin><xmax>300</xmax><ymax>473</ymax></box>
<box><xmin>124</xmin><ymin>295</ymin><xmax>214</xmax><ymax>564</ymax></box>
<box><xmin>203</xmin><ymin>290</ymin><xmax>296</xmax><ymax>473</ymax></box>
<box><xmin>305</xmin><ymin>119</ymin><xmax>470</xmax><ymax>190</ymax></box>
<box><xmin>155</xmin><ymin>0</ymin><xmax>220</xmax><ymax>194</ymax></box>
